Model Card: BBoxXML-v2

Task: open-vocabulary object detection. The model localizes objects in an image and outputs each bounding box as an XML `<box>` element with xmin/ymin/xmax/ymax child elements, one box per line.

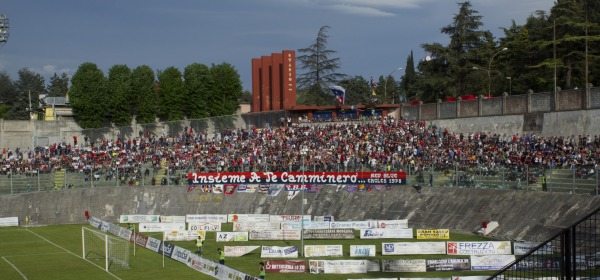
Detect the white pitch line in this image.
<box><xmin>3</xmin><ymin>252</ymin><xmax>70</xmax><ymax>258</ymax></box>
<box><xmin>2</xmin><ymin>256</ymin><xmax>28</xmax><ymax>280</ymax></box>
<box><xmin>25</xmin><ymin>229</ymin><xmax>122</xmax><ymax>280</ymax></box>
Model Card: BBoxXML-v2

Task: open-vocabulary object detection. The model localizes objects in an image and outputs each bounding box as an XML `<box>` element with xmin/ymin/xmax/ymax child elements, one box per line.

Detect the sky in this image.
<box><xmin>0</xmin><ymin>0</ymin><xmax>555</xmax><ymax>92</ymax></box>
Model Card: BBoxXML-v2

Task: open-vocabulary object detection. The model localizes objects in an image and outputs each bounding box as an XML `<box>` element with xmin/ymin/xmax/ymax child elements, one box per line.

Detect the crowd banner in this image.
<box><xmin>131</xmin><ymin>232</ymin><xmax>149</xmax><ymax>247</ymax></box>
<box><xmin>188</xmin><ymin>222</ymin><xmax>222</xmax><ymax>231</ymax></box>
<box><xmin>383</xmin><ymin>242</ymin><xmax>447</xmax><ymax>255</ymax></box>
<box><xmin>447</xmin><ymin>241</ymin><xmax>512</xmax><ymax>255</ymax></box>
<box><xmin>330</xmin><ymin>221</ymin><xmax>373</xmax><ymax>230</ymax></box>
<box><xmin>171</xmin><ymin>246</ymin><xmax>192</xmax><ymax>264</ymax></box>
<box><xmin>228</xmin><ymin>214</ymin><xmax>270</xmax><ymax>223</ymax></box>
<box><xmin>304</xmin><ymin>245</ymin><xmax>343</xmax><ymax>257</ymax></box>
<box><xmin>261</xmin><ymin>246</ymin><xmax>299</xmax><ymax>258</ymax></box>
<box><xmin>187</xmin><ymin>171</ymin><xmax>407</xmax><ymax>185</ymax></box>
<box><xmin>159</xmin><ymin>215</ymin><xmax>186</xmax><ymax>223</ymax></box>
<box><xmin>249</xmin><ymin>230</ymin><xmax>301</xmax><ymax>241</ymax></box>
<box><xmin>119</xmin><ymin>214</ymin><xmax>160</xmax><ymax>223</ymax></box>
<box><xmin>416</xmin><ymin>229</ymin><xmax>450</xmax><ymax>239</ymax></box>
<box><xmin>0</xmin><ymin>217</ymin><xmax>18</xmax><ymax>227</ymax></box>
<box><xmin>425</xmin><ymin>258</ymin><xmax>471</xmax><ymax>271</ymax></box>
<box><xmin>236</xmin><ymin>184</ymin><xmax>257</xmax><ymax>193</ymax></box>
<box><xmin>164</xmin><ymin>230</ymin><xmax>206</xmax><ymax>241</ymax></box>
<box><xmin>309</xmin><ymin>260</ymin><xmax>368</xmax><ymax>274</ymax></box>
<box><xmin>313</xmin><ymin>215</ymin><xmax>335</xmax><ymax>222</ymax></box>
<box><xmin>382</xmin><ymin>259</ymin><xmax>427</xmax><ymax>272</ymax></box>
<box><xmin>264</xmin><ymin>260</ymin><xmax>306</xmax><ymax>273</ymax></box>
<box><xmin>350</xmin><ymin>245</ymin><xmax>376</xmax><ymax>257</ymax></box>
<box><xmin>158</xmin><ymin>242</ymin><xmax>175</xmax><ymax>258</ymax></box>
<box><xmin>267</xmin><ymin>185</ymin><xmax>284</xmax><ymax>197</ymax></box>
<box><xmin>138</xmin><ymin>222</ymin><xmax>185</xmax><ymax>233</ymax></box>
<box><xmin>376</xmin><ymin>219</ymin><xmax>408</xmax><ymax>229</ymax></box>
<box><xmin>224</xmin><ymin>246</ymin><xmax>259</xmax><ymax>257</ymax></box>
<box><xmin>216</xmin><ymin>232</ymin><xmax>249</xmax><ymax>242</ymax></box>
<box><xmin>186</xmin><ymin>214</ymin><xmax>228</xmax><ymax>223</ymax></box>
<box><xmin>360</xmin><ymin>228</ymin><xmax>413</xmax><ymax>239</ymax></box>
<box><xmin>280</xmin><ymin>221</ymin><xmax>330</xmax><ymax>230</ymax></box>
<box><xmin>470</xmin><ymin>255</ymin><xmax>516</xmax><ymax>270</ymax></box>
<box><xmin>513</xmin><ymin>242</ymin><xmax>552</xmax><ymax>255</ymax></box>
<box><xmin>233</xmin><ymin>221</ymin><xmax>280</xmax><ymax>231</ymax></box>
<box><xmin>269</xmin><ymin>215</ymin><xmax>311</xmax><ymax>222</ymax></box>
<box><xmin>145</xmin><ymin>236</ymin><xmax>162</xmax><ymax>252</ymax></box>
<box><xmin>303</xmin><ymin>229</ymin><xmax>355</xmax><ymax>240</ymax></box>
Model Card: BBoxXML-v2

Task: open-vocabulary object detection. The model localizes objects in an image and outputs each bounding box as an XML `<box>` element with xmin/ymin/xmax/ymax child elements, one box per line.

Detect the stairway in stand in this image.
<box><xmin>53</xmin><ymin>169</ymin><xmax>66</xmax><ymax>190</ymax></box>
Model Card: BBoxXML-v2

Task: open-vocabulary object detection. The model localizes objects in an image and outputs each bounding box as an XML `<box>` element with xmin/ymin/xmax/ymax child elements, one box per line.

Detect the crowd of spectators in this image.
<box><xmin>1</xmin><ymin>115</ymin><xmax>599</xmax><ymax>187</ymax></box>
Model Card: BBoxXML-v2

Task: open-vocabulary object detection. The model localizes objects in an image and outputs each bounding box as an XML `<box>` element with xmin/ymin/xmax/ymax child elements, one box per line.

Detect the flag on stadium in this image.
<box><xmin>330</xmin><ymin>85</ymin><xmax>346</xmax><ymax>104</ymax></box>
<box><xmin>370</xmin><ymin>97</ymin><xmax>378</xmax><ymax>103</ymax></box>
<box><xmin>370</xmin><ymin>77</ymin><xmax>378</xmax><ymax>96</ymax></box>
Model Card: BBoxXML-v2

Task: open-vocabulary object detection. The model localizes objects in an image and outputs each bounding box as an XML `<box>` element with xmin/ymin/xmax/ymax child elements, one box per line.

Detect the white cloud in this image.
<box><xmin>328</xmin><ymin>4</ymin><xmax>395</xmax><ymax>17</ymax></box>
<box><xmin>38</xmin><ymin>64</ymin><xmax>71</xmax><ymax>75</ymax></box>
<box><xmin>273</xmin><ymin>0</ymin><xmax>426</xmax><ymax>16</ymax></box>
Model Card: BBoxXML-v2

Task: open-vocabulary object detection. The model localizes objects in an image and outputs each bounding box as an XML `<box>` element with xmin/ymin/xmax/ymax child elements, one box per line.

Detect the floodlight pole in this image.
<box><xmin>487</xmin><ymin>48</ymin><xmax>508</xmax><ymax>97</ymax></box>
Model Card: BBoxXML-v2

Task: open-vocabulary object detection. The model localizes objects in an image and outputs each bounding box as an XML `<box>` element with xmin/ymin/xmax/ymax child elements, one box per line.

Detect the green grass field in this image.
<box><xmin>0</xmin><ymin>223</ymin><xmax>498</xmax><ymax>280</ymax></box>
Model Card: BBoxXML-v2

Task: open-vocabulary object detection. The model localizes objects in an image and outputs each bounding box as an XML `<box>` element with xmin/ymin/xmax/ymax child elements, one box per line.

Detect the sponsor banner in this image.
<box><xmin>233</xmin><ymin>222</ymin><xmax>280</xmax><ymax>232</ymax></box>
<box><xmin>0</xmin><ymin>217</ymin><xmax>18</xmax><ymax>227</ymax></box>
<box><xmin>160</xmin><ymin>216</ymin><xmax>186</xmax><ymax>223</ymax></box>
<box><xmin>304</xmin><ymin>245</ymin><xmax>343</xmax><ymax>257</ymax></box>
<box><xmin>164</xmin><ymin>230</ymin><xmax>206</xmax><ymax>241</ymax></box>
<box><xmin>158</xmin><ymin>242</ymin><xmax>175</xmax><ymax>258</ymax></box>
<box><xmin>117</xmin><ymin>227</ymin><xmax>133</xmax><ymax>240</ymax></box>
<box><xmin>269</xmin><ymin>215</ymin><xmax>311</xmax><ymax>222</ymax></box>
<box><xmin>236</xmin><ymin>184</ymin><xmax>256</xmax><ymax>193</ymax></box>
<box><xmin>228</xmin><ymin>214</ymin><xmax>270</xmax><ymax>223</ymax></box>
<box><xmin>513</xmin><ymin>256</ymin><xmax>560</xmax><ymax>270</ymax></box>
<box><xmin>188</xmin><ymin>171</ymin><xmax>407</xmax><ymax>185</ymax></box>
<box><xmin>471</xmin><ymin>255</ymin><xmax>516</xmax><ymax>270</ymax></box>
<box><xmin>376</xmin><ymin>219</ymin><xmax>408</xmax><ymax>229</ymax></box>
<box><xmin>350</xmin><ymin>245</ymin><xmax>376</xmax><ymax>257</ymax></box>
<box><xmin>188</xmin><ymin>254</ymin><xmax>218</xmax><ymax>275</ymax></box>
<box><xmin>119</xmin><ymin>214</ymin><xmax>160</xmax><ymax>223</ymax></box>
<box><xmin>447</xmin><ymin>241</ymin><xmax>512</xmax><ymax>255</ymax></box>
<box><xmin>145</xmin><ymin>236</ymin><xmax>162</xmax><ymax>252</ymax></box>
<box><xmin>188</xmin><ymin>222</ymin><xmax>222</xmax><ymax>231</ymax></box>
<box><xmin>367</xmin><ymin>259</ymin><xmax>381</xmax><ymax>272</ymax></box>
<box><xmin>268</xmin><ymin>184</ymin><xmax>284</xmax><ymax>197</ymax></box>
<box><xmin>131</xmin><ymin>232</ymin><xmax>149</xmax><ymax>247</ymax></box>
<box><xmin>360</xmin><ymin>228</ymin><xmax>413</xmax><ymax>239</ymax></box>
<box><xmin>382</xmin><ymin>259</ymin><xmax>427</xmax><ymax>272</ymax></box>
<box><xmin>90</xmin><ymin>216</ymin><xmax>103</xmax><ymax>229</ymax></box>
<box><xmin>186</xmin><ymin>214</ymin><xmax>228</xmax><ymax>223</ymax></box>
<box><xmin>399</xmin><ymin>278</ymin><xmax>447</xmax><ymax>280</ymax></box>
<box><xmin>138</xmin><ymin>222</ymin><xmax>186</xmax><ymax>233</ymax></box>
<box><xmin>249</xmin><ymin>230</ymin><xmax>301</xmax><ymax>241</ymax></box>
<box><xmin>449</xmin><ymin>276</ymin><xmax>489</xmax><ymax>280</ymax></box>
<box><xmin>382</xmin><ymin>242</ymin><xmax>447</xmax><ymax>255</ymax></box>
<box><xmin>216</xmin><ymin>232</ymin><xmax>249</xmax><ymax>242</ymax></box>
<box><xmin>215</xmin><ymin>263</ymin><xmax>257</xmax><ymax>280</ymax></box>
<box><xmin>108</xmin><ymin>223</ymin><xmax>131</xmax><ymax>240</ymax></box>
<box><xmin>330</xmin><ymin>221</ymin><xmax>373</xmax><ymax>230</ymax></box>
<box><xmin>224</xmin><ymin>246</ymin><xmax>259</xmax><ymax>257</ymax></box>
<box><xmin>350</xmin><ymin>279</ymin><xmax>397</xmax><ymax>280</ymax></box>
<box><xmin>264</xmin><ymin>260</ymin><xmax>306</xmax><ymax>273</ymax></box>
<box><xmin>303</xmin><ymin>229</ymin><xmax>355</xmax><ymax>240</ymax></box>
<box><xmin>417</xmin><ymin>229</ymin><xmax>450</xmax><ymax>239</ymax></box>
<box><xmin>309</xmin><ymin>260</ymin><xmax>368</xmax><ymax>274</ymax></box>
<box><xmin>100</xmin><ymin>221</ymin><xmax>110</xmax><ymax>232</ymax></box>
<box><xmin>513</xmin><ymin>242</ymin><xmax>553</xmax><ymax>255</ymax></box>
<box><xmin>261</xmin><ymin>246</ymin><xmax>299</xmax><ymax>258</ymax></box>
<box><xmin>425</xmin><ymin>258</ymin><xmax>471</xmax><ymax>271</ymax></box>
<box><xmin>171</xmin><ymin>246</ymin><xmax>192</xmax><ymax>264</ymax></box>
<box><xmin>280</xmin><ymin>221</ymin><xmax>330</xmax><ymax>230</ymax></box>
<box><xmin>313</xmin><ymin>215</ymin><xmax>335</xmax><ymax>222</ymax></box>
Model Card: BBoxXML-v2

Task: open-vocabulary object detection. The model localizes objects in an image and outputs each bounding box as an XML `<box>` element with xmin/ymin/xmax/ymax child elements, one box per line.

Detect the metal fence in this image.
<box><xmin>489</xmin><ymin>206</ymin><xmax>600</xmax><ymax>279</ymax></box>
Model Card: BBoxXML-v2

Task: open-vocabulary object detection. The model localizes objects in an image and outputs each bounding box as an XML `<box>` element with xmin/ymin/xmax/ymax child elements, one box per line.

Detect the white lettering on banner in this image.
<box><xmin>269</xmin><ymin>215</ymin><xmax>311</xmax><ymax>222</ymax></box>
<box><xmin>188</xmin><ymin>222</ymin><xmax>221</xmax><ymax>231</ymax></box>
<box><xmin>160</xmin><ymin>216</ymin><xmax>186</xmax><ymax>223</ymax></box>
<box><xmin>377</xmin><ymin>219</ymin><xmax>409</xmax><ymax>229</ymax></box>
<box><xmin>185</xmin><ymin>214</ymin><xmax>228</xmax><ymax>223</ymax></box>
<box><xmin>233</xmin><ymin>221</ymin><xmax>280</xmax><ymax>231</ymax></box>
<box><xmin>309</xmin><ymin>259</ymin><xmax>368</xmax><ymax>274</ymax></box>
<box><xmin>227</xmin><ymin>214</ymin><xmax>270</xmax><ymax>223</ymax></box>
<box><xmin>164</xmin><ymin>230</ymin><xmax>206</xmax><ymax>241</ymax></box>
<box><xmin>224</xmin><ymin>246</ymin><xmax>259</xmax><ymax>257</ymax></box>
<box><xmin>119</xmin><ymin>214</ymin><xmax>160</xmax><ymax>223</ymax></box>
<box><xmin>145</xmin><ymin>236</ymin><xmax>162</xmax><ymax>252</ymax></box>
<box><xmin>360</xmin><ymin>228</ymin><xmax>413</xmax><ymax>239</ymax></box>
<box><xmin>171</xmin><ymin>246</ymin><xmax>191</xmax><ymax>264</ymax></box>
<box><xmin>329</xmin><ymin>221</ymin><xmax>373</xmax><ymax>230</ymax></box>
<box><xmin>447</xmin><ymin>241</ymin><xmax>512</xmax><ymax>255</ymax></box>
<box><xmin>138</xmin><ymin>222</ymin><xmax>185</xmax><ymax>232</ymax></box>
<box><xmin>216</xmin><ymin>232</ymin><xmax>249</xmax><ymax>242</ymax></box>
<box><xmin>304</xmin><ymin>245</ymin><xmax>343</xmax><ymax>257</ymax></box>
<box><xmin>470</xmin><ymin>255</ymin><xmax>516</xmax><ymax>270</ymax></box>
<box><xmin>280</xmin><ymin>221</ymin><xmax>330</xmax><ymax>230</ymax></box>
<box><xmin>350</xmin><ymin>245</ymin><xmax>376</xmax><ymax>257</ymax></box>
<box><xmin>261</xmin><ymin>246</ymin><xmax>299</xmax><ymax>258</ymax></box>
<box><xmin>513</xmin><ymin>242</ymin><xmax>553</xmax><ymax>255</ymax></box>
<box><xmin>382</xmin><ymin>242</ymin><xmax>447</xmax><ymax>255</ymax></box>
<box><xmin>249</xmin><ymin>230</ymin><xmax>302</xmax><ymax>240</ymax></box>
<box><xmin>382</xmin><ymin>259</ymin><xmax>427</xmax><ymax>272</ymax></box>
<box><xmin>0</xmin><ymin>217</ymin><xmax>19</xmax><ymax>227</ymax></box>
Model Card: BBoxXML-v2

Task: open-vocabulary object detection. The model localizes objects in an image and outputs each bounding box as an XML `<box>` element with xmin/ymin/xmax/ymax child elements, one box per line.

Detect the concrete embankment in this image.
<box><xmin>1</xmin><ymin>186</ymin><xmax>598</xmax><ymax>242</ymax></box>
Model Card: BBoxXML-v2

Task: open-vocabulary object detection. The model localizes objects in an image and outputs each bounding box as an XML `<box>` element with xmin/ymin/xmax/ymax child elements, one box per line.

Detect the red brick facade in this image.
<box><xmin>251</xmin><ymin>50</ymin><xmax>296</xmax><ymax>112</ymax></box>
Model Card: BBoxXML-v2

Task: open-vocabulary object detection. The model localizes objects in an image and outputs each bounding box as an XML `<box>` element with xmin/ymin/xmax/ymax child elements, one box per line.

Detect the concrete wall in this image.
<box><xmin>2</xmin><ymin>186</ymin><xmax>598</xmax><ymax>242</ymax></box>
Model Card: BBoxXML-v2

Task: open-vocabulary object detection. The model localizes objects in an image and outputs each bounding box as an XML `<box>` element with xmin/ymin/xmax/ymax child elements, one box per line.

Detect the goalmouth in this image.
<box><xmin>82</xmin><ymin>227</ymin><xmax>130</xmax><ymax>271</ymax></box>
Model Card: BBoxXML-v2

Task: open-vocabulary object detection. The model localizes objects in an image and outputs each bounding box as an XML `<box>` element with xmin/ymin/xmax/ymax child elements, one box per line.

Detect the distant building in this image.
<box><xmin>251</xmin><ymin>50</ymin><xmax>297</xmax><ymax>112</ymax></box>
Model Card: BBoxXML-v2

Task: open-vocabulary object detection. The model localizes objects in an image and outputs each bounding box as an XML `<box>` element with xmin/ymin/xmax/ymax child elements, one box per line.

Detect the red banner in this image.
<box><xmin>187</xmin><ymin>172</ymin><xmax>406</xmax><ymax>185</ymax></box>
<box><xmin>265</xmin><ymin>260</ymin><xmax>306</xmax><ymax>273</ymax></box>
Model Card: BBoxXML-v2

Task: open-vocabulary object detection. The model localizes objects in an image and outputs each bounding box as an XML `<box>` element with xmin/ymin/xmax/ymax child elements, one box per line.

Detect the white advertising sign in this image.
<box><xmin>382</xmin><ymin>242</ymin><xmax>447</xmax><ymax>255</ymax></box>
<box><xmin>249</xmin><ymin>230</ymin><xmax>301</xmax><ymax>241</ymax></box>
<box><xmin>367</xmin><ymin>259</ymin><xmax>381</xmax><ymax>272</ymax></box>
<box><xmin>304</xmin><ymin>245</ymin><xmax>343</xmax><ymax>257</ymax></box>
<box><xmin>261</xmin><ymin>246</ymin><xmax>299</xmax><ymax>258</ymax></box>
<box><xmin>138</xmin><ymin>222</ymin><xmax>185</xmax><ymax>232</ymax></box>
<box><xmin>376</xmin><ymin>219</ymin><xmax>409</xmax><ymax>229</ymax></box>
<box><xmin>163</xmin><ymin>230</ymin><xmax>206</xmax><ymax>241</ymax></box>
<box><xmin>269</xmin><ymin>215</ymin><xmax>311</xmax><ymax>222</ymax></box>
<box><xmin>350</xmin><ymin>245</ymin><xmax>376</xmax><ymax>257</ymax></box>
<box><xmin>145</xmin><ymin>236</ymin><xmax>162</xmax><ymax>252</ymax></box>
<box><xmin>329</xmin><ymin>221</ymin><xmax>373</xmax><ymax>230</ymax></box>
<box><xmin>216</xmin><ymin>232</ymin><xmax>249</xmax><ymax>242</ymax></box>
<box><xmin>119</xmin><ymin>214</ymin><xmax>160</xmax><ymax>223</ymax></box>
<box><xmin>447</xmin><ymin>241</ymin><xmax>512</xmax><ymax>255</ymax></box>
<box><xmin>227</xmin><ymin>214</ymin><xmax>270</xmax><ymax>223</ymax></box>
<box><xmin>188</xmin><ymin>222</ymin><xmax>222</xmax><ymax>231</ymax></box>
<box><xmin>188</xmin><ymin>254</ymin><xmax>218</xmax><ymax>275</ymax></box>
<box><xmin>360</xmin><ymin>228</ymin><xmax>413</xmax><ymax>239</ymax></box>
<box><xmin>313</xmin><ymin>215</ymin><xmax>335</xmax><ymax>222</ymax></box>
<box><xmin>233</xmin><ymin>222</ymin><xmax>280</xmax><ymax>231</ymax></box>
<box><xmin>224</xmin><ymin>246</ymin><xmax>259</xmax><ymax>257</ymax></box>
<box><xmin>513</xmin><ymin>242</ymin><xmax>553</xmax><ymax>255</ymax></box>
<box><xmin>185</xmin><ymin>214</ymin><xmax>228</xmax><ymax>223</ymax></box>
<box><xmin>382</xmin><ymin>259</ymin><xmax>427</xmax><ymax>272</ymax></box>
<box><xmin>171</xmin><ymin>246</ymin><xmax>192</xmax><ymax>264</ymax></box>
<box><xmin>160</xmin><ymin>216</ymin><xmax>186</xmax><ymax>223</ymax></box>
<box><xmin>350</xmin><ymin>279</ymin><xmax>397</xmax><ymax>280</ymax></box>
<box><xmin>470</xmin><ymin>255</ymin><xmax>516</xmax><ymax>270</ymax></box>
<box><xmin>0</xmin><ymin>217</ymin><xmax>18</xmax><ymax>227</ymax></box>
<box><xmin>280</xmin><ymin>221</ymin><xmax>330</xmax><ymax>230</ymax></box>
<box><xmin>90</xmin><ymin>217</ymin><xmax>103</xmax><ymax>228</ymax></box>
<box><xmin>309</xmin><ymin>260</ymin><xmax>368</xmax><ymax>274</ymax></box>
<box><xmin>449</xmin><ymin>276</ymin><xmax>489</xmax><ymax>280</ymax></box>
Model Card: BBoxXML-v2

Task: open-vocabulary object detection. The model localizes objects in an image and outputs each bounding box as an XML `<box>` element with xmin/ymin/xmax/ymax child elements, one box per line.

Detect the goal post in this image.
<box><xmin>82</xmin><ymin>227</ymin><xmax>130</xmax><ymax>271</ymax></box>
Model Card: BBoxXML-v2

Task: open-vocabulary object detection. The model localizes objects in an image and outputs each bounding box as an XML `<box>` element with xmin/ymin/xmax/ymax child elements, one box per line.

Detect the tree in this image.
<box><xmin>157</xmin><ymin>67</ymin><xmax>185</xmax><ymax>121</ymax></box>
<box><xmin>209</xmin><ymin>63</ymin><xmax>242</xmax><ymax>116</ymax></box>
<box><xmin>130</xmin><ymin>65</ymin><xmax>156</xmax><ymax>124</ymax></box>
<box><xmin>0</xmin><ymin>71</ymin><xmax>17</xmax><ymax>119</ymax></box>
<box><xmin>239</xmin><ymin>90</ymin><xmax>252</xmax><ymax>103</ymax></box>
<box><xmin>183</xmin><ymin>63</ymin><xmax>211</xmax><ymax>119</ymax></box>
<box><xmin>14</xmin><ymin>68</ymin><xmax>46</xmax><ymax>120</ymax></box>
<box><xmin>107</xmin><ymin>65</ymin><xmax>132</xmax><ymax>126</ymax></box>
<box><xmin>70</xmin><ymin>62</ymin><xmax>108</xmax><ymax>128</ymax></box>
<box><xmin>338</xmin><ymin>76</ymin><xmax>371</xmax><ymax>105</ymax></box>
<box><xmin>47</xmin><ymin>73</ymin><xmax>69</xmax><ymax>97</ymax></box>
<box><xmin>400</xmin><ymin>51</ymin><xmax>417</xmax><ymax>102</ymax></box>
<box><xmin>297</xmin><ymin>26</ymin><xmax>346</xmax><ymax>105</ymax></box>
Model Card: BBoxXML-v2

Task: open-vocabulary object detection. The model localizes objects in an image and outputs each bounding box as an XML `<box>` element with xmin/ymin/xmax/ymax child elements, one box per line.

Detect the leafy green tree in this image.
<box><xmin>70</xmin><ymin>62</ymin><xmax>108</xmax><ymax>128</ymax></box>
<box><xmin>47</xmin><ymin>73</ymin><xmax>69</xmax><ymax>97</ymax></box>
<box><xmin>183</xmin><ymin>63</ymin><xmax>211</xmax><ymax>119</ymax></box>
<box><xmin>131</xmin><ymin>65</ymin><xmax>156</xmax><ymax>124</ymax></box>
<box><xmin>338</xmin><ymin>76</ymin><xmax>371</xmax><ymax>105</ymax></box>
<box><xmin>0</xmin><ymin>104</ymin><xmax>8</xmax><ymax>119</ymax></box>
<box><xmin>209</xmin><ymin>63</ymin><xmax>242</xmax><ymax>116</ymax></box>
<box><xmin>107</xmin><ymin>65</ymin><xmax>132</xmax><ymax>126</ymax></box>
<box><xmin>239</xmin><ymin>90</ymin><xmax>252</xmax><ymax>103</ymax></box>
<box><xmin>401</xmin><ymin>51</ymin><xmax>417</xmax><ymax>102</ymax></box>
<box><xmin>0</xmin><ymin>71</ymin><xmax>17</xmax><ymax>119</ymax></box>
<box><xmin>297</xmin><ymin>25</ymin><xmax>346</xmax><ymax>105</ymax></box>
<box><xmin>14</xmin><ymin>68</ymin><xmax>46</xmax><ymax>120</ymax></box>
<box><xmin>157</xmin><ymin>67</ymin><xmax>185</xmax><ymax>121</ymax></box>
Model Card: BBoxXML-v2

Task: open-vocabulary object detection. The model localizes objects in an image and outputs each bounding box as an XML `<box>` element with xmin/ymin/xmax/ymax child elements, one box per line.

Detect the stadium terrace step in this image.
<box><xmin>53</xmin><ymin>169</ymin><xmax>66</xmax><ymax>190</ymax></box>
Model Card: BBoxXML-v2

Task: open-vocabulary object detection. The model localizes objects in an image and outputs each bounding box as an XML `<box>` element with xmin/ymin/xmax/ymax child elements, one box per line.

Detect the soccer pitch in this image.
<box><xmin>0</xmin><ymin>224</ymin><xmax>496</xmax><ymax>280</ymax></box>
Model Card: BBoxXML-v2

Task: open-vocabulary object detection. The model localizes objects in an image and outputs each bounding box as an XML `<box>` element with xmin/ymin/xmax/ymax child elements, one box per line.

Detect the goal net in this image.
<box><xmin>82</xmin><ymin>227</ymin><xmax>130</xmax><ymax>271</ymax></box>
